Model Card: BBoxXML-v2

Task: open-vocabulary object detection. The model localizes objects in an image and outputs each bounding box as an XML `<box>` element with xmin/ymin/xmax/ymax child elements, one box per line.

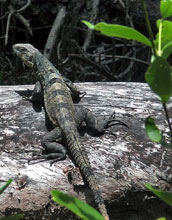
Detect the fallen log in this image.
<box><xmin>0</xmin><ymin>82</ymin><xmax>172</xmax><ymax>220</ymax></box>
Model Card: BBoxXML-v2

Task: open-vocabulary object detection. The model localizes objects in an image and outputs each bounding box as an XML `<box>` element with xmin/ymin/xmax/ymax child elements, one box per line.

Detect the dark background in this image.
<box><xmin>0</xmin><ymin>0</ymin><xmax>160</xmax><ymax>85</ymax></box>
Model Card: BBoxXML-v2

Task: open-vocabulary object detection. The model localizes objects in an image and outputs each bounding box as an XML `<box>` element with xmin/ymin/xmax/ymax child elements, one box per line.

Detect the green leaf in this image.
<box><xmin>82</xmin><ymin>21</ymin><xmax>151</xmax><ymax>47</ymax></box>
<box><xmin>155</xmin><ymin>20</ymin><xmax>172</xmax><ymax>57</ymax></box>
<box><xmin>0</xmin><ymin>179</ymin><xmax>12</xmax><ymax>195</ymax></box>
<box><xmin>145</xmin><ymin>117</ymin><xmax>162</xmax><ymax>142</ymax></box>
<box><xmin>82</xmin><ymin>20</ymin><xmax>95</xmax><ymax>29</ymax></box>
<box><xmin>161</xmin><ymin>40</ymin><xmax>172</xmax><ymax>59</ymax></box>
<box><xmin>51</xmin><ymin>190</ymin><xmax>104</xmax><ymax>220</ymax></box>
<box><xmin>146</xmin><ymin>184</ymin><xmax>172</xmax><ymax>207</ymax></box>
<box><xmin>145</xmin><ymin>56</ymin><xmax>172</xmax><ymax>103</ymax></box>
<box><xmin>156</xmin><ymin>218</ymin><xmax>166</xmax><ymax>220</ymax></box>
<box><xmin>160</xmin><ymin>0</ymin><xmax>172</xmax><ymax>19</ymax></box>
<box><xmin>0</xmin><ymin>214</ymin><xmax>24</xmax><ymax>220</ymax></box>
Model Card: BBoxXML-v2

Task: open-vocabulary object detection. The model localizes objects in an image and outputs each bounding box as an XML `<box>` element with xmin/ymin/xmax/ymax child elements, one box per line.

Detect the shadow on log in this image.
<box><xmin>0</xmin><ymin>82</ymin><xmax>172</xmax><ymax>220</ymax></box>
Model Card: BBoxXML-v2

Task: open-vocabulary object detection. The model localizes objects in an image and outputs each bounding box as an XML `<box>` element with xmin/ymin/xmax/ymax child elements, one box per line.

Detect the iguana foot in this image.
<box><xmin>103</xmin><ymin>112</ymin><xmax>128</xmax><ymax>130</ymax></box>
<box><xmin>22</xmin><ymin>89</ymin><xmax>33</xmax><ymax>102</ymax></box>
<box><xmin>28</xmin><ymin>152</ymin><xmax>66</xmax><ymax>165</ymax></box>
<box><xmin>99</xmin><ymin>111</ymin><xmax>127</xmax><ymax>136</ymax></box>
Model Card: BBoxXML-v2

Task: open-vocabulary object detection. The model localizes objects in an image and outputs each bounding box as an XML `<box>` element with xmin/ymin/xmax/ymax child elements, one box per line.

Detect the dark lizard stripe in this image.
<box><xmin>46</xmin><ymin>77</ymin><xmax>64</xmax><ymax>90</ymax></box>
<box><xmin>49</xmin><ymin>77</ymin><xmax>63</xmax><ymax>85</ymax></box>
<box><xmin>55</xmin><ymin>102</ymin><xmax>72</xmax><ymax>109</ymax></box>
<box><xmin>46</xmin><ymin>100</ymin><xmax>74</xmax><ymax>117</ymax></box>
<box><xmin>51</xmin><ymin>89</ymin><xmax>69</xmax><ymax>97</ymax></box>
<box><xmin>46</xmin><ymin>89</ymin><xmax>71</xmax><ymax>105</ymax></box>
<box><xmin>48</xmin><ymin>102</ymin><xmax>75</xmax><ymax>127</ymax></box>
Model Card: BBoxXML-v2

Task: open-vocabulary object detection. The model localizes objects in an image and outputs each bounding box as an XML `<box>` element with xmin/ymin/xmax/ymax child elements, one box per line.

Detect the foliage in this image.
<box><xmin>83</xmin><ymin>1</ymin><xmax>172</xmax><ymax>220</ymax></box>
<box><xmin>82</xmin><ymin>21</ymin><xmax>151</xmax><ymax>47</ymax></box>
<box><xmin>51</xmin><ymin>190</ymin><xmax>104</xmax><ymax>220</ymax></box>
<box><xmin>83</xmin><ymin>0</ymin><xmax>172</xmax><ymax>147</ymax></box>
<box><xmin>145</xmin><ymin>56</ymin><xmax>172</xmax><ymax>104</ymax></box>
<box><xmin>160</xmin><ymin>0</ymin><xmax>172</xmax><ymax>19</ymax></box>
<box><xmin>82</xmin><ymin>0</ymin><xmax>172</xmax><ymax>105</ymax></box>
<box><xmin>145</xmin><ymin>117</ymin><xmax>162</xmax><ymax>143</ymax></box>
<box><xmin>146</xmin><ymin>184</ymin><xmax>172</xmax><ymax>207</ymax></box>
<box><xmin>0</xmin><ymin>179</ymin><xmax>24</xmax><ymax>220</ymax></box>
<box><xmin>0</xmin><ymin>179</ymin><xmax>12</xmax><ymax>195</ymax></box>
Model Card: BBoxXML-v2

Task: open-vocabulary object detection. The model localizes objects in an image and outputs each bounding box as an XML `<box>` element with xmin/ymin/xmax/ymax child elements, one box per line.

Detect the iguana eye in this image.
<box><xmin>20</xmin><ymin>48</ymin><xmax>27</xmax><ymax>53</ymax></box>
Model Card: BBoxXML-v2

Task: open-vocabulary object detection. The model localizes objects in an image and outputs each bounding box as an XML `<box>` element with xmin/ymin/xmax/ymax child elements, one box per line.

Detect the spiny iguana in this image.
<box><xmin>13</xmin><ymin>43</ymin><xmax>120</xmax><ymax>220</ymax></box>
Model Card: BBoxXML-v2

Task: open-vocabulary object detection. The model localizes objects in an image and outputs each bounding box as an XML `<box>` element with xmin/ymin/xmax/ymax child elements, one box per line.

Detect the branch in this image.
<box><xmin>69</xmin><ymin>54</ymin><xmax>115</xmax><ymax>81</ymax></box>
<box><xmin>83</xmin><ymin>0</ymin><xmax>100</xmax><ymax>52</ymax></box>
<box><xmin>43</xmin><ymin>7</ymin><xmax>66</xmax><ymax>60</ymax></box>
<box><xmin>16</xmin><ymin>0</ymin><xmax>31</xmax><ymax>13</ymax></box>
<box><xmin>5</xmin><ymin>9</ymin><xmax>14</xmax><ymax>46</ymax></box>
<box><xmin>15</xmin><ymin>13</ymin><xmax>33</xmax><ymax>35</ymax></box>
<box><xmin>4</xmin><ymin>0</ymin><xmax>31</xmax><ymax>46</ymax></box>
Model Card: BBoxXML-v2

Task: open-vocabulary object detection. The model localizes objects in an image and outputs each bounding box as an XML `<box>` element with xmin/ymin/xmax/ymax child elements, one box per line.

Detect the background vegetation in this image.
<box><xmin>0</xmin><ymin>0</ymin><xmax>160</xmax><ymax>85</ymax></box>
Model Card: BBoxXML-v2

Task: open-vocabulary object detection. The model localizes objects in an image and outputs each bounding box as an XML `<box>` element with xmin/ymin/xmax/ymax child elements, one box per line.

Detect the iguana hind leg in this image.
<box><xmin>29</xmin><ymin>127</ymin><xmax>67</xmax><ymax>164</ymax></box>
<box><xmin>75</xmin><ymin>106</ymin><xmax>126</xmax><ymax>136</ymax></box>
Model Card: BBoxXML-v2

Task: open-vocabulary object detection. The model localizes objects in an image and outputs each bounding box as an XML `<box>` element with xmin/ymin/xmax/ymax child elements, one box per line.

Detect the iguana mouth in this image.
<box><xmin>13</xmin><ymin>45</ymin><xmax>34</xmax><ymax>68</ymax></box>
<box><xmin>20</xmin><ymin>55</ymin><xmax>33</xmax><ymax>68</ymax></box>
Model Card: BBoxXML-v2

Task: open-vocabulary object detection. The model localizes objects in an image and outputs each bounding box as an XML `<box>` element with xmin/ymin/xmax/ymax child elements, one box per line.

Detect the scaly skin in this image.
<box><xmin>13</xmin><ymin>44</ymin><xmax>110</xmax><ymax>220</ymax></box>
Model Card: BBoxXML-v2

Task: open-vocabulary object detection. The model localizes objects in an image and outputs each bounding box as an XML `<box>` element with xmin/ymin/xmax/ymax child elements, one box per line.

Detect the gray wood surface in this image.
<box><xmin>1</xmin><ymin>82</ymin><xmax>172</xmax><ymax>220</ymax></box>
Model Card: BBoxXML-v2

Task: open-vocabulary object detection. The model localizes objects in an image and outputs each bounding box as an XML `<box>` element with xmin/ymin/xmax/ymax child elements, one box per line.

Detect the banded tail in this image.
<box><xmin>66</xmin><ymin>131</ymin><xmax>110</xmax><ymax>220</ymax></box>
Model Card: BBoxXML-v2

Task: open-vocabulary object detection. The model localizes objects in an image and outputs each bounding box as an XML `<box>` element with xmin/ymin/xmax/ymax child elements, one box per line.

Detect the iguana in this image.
<box><xmin>13</xmin><ymin>43</ymin><xmax>120</xmax><ymax>220</ymax></box>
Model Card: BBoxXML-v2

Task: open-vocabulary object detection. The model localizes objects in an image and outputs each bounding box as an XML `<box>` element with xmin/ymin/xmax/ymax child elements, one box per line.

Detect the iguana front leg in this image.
<box><xmin>23</xmin><ymin>81</ymin><xmax>44</xmax><ymax>112</ymax></box>
<box><xmin>26</xmin><ymin>79</ymin><xmax>85</xmax><ymax>105</ymax></box>
<box><xmin>63</xmin><ymin>76</ymin><xmax>86</xmax><ymax>103</ymax></box>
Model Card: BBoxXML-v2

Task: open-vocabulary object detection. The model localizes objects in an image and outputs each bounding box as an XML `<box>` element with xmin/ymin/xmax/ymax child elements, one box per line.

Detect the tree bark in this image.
<box><xmin>0</xmin><ymin>82</ymin><xmax>172</xmax><ymax>220</ymax></box>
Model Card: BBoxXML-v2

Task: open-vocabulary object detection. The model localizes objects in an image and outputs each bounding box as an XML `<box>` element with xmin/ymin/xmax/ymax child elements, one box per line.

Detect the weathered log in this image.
<box><xmin>0</xmin><ymin>82</ymin><xmax>172</xmax><ymax>220</ymax></box>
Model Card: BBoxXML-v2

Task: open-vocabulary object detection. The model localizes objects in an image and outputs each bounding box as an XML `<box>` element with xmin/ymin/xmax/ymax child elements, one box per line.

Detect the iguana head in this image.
<box><xmin>13</xmin><ymin>44</ymin><xmax>39</xmax><ymax>68</ymax></box>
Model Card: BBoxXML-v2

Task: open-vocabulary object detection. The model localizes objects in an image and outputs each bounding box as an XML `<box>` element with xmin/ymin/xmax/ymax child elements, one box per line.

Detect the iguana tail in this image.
<box><xmin>66</xmin><ymin>131</ymin><xmax>110</xmax><ymax>220</ymax></box>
